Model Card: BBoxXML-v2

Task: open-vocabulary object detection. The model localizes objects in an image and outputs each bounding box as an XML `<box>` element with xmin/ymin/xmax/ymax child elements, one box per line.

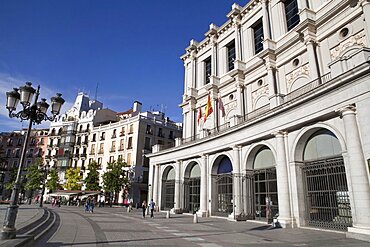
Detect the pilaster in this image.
<box><xmin>337</xmin><ymin>105</ymin><xmax>370</xmax><ymax>241</ymax></box>
<box><xmin>232</xmin><ymin>145</ymin><xmax>242</xmax><ymax>217</ymax></box>
<box><xmin>198</xmin><ymin>154</ymin><xmax>209</xmax><ymax>217</ymax></box>
<box><xmin>273</xmin><ymin>131</ymin><xmax>295</xmax><ymax>228</ymax></box>
<box><xmin>174</xmin><ymin>160</ymin><xmax>183</xmax><ymax>213</ymax></box>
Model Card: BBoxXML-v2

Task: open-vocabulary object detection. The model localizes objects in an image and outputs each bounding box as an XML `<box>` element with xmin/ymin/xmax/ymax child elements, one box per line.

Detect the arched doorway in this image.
<box><xmin>302</xmin><ymin>129</ymin><xmax>352</xmax><ymax>230</ymax></box>
<box><xmin>184</xmin><ymin>163</ymin><xmax>201</xmax><ymax>213</ymax></box>
<box><xmin>161</xmin><ymin>166</ymin><xmax>175</xmax><ymax>210</ymax></box>
<box><xmin>253</xmin><ymin>146</ymin><xmax>278</xmax><ymax>221</ymax></box>
<box><xmin>212</xmin><ymin>156</ymin><xmax>233</xmax><ymax>217</ymax></box>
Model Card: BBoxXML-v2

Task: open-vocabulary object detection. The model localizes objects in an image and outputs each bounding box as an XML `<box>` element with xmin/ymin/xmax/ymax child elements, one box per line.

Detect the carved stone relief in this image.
<box><xmin>252</xmin><ymin>85</ymin><xmax>269</xmax><ymax>103</ymax></box>
<box><xmin>330</xmin><ymin>30</ymin><xmax>366</xmax><ymax>60</ymax></box>
<box><xmin>286</xmin><ymin>65</ymin><xmax>310</xmax><ymax>91</ymax></box>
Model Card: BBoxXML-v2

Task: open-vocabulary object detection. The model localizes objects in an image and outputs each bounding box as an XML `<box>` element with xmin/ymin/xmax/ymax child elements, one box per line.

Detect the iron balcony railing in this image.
<box><xmin>181</xmin><ymin>72</ymin><xmax>332</xmax><ymax>146</ymax></box>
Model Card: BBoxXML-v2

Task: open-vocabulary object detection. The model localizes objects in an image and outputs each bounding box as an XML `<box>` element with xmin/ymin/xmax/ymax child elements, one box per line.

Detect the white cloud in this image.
<box><xmin>0</xmin><ymin>72</ymin><xmax>74</xmax><ymax>131</ymax></box>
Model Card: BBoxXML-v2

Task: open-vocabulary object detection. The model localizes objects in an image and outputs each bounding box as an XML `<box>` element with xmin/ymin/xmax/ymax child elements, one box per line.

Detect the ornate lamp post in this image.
<box><xmin>1</xmin><ymin>82</ymin><xmax>65</xmax><ymax>240</ymax></box>
<box><xmin>39</xmin><ymin>164</ymin><xmax>50</xmax><ymax>208</ymax></box>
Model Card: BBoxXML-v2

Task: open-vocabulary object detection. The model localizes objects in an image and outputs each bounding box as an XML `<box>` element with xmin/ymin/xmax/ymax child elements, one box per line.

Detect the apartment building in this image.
<box><xmin>0</xmin><ymin>129</ymin><xmax>49</xmax><ymax>199</ymax></box>
<box><xmin>87</xmin><ymin>101</ymin><xmax>182</xmax><ymax>205</ymax></box>
<box><xmin>148</xmin><ymin>0</ymin><xmax>370</xmax><ymax>241</ymax></box>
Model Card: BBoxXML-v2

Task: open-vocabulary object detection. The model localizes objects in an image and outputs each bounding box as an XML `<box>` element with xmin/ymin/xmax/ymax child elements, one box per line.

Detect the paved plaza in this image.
<box><xmin>33</xmin><ymin>206</ymin><xmax>368</xmax><ymax>247</ymax></box>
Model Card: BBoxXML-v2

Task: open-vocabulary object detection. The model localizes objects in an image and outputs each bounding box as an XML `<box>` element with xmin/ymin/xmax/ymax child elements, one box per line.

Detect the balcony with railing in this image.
<box><xmin>179</xmin><ymin>72</ymin><xmax>335</xmax><ymax>146</ymax></box>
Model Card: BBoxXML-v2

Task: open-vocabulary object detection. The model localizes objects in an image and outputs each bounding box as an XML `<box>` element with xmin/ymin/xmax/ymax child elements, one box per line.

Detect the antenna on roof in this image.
<box><xmin>94</xmin><ymin>82</ymin><xmax>99</xmax><ymax>101</ymax></box>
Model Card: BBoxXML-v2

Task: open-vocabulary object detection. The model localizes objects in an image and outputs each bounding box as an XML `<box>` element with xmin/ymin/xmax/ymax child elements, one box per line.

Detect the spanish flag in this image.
<box><xmin>204</xmin><ymin>93</ymin><xmax>213</xmax><ymax>122</ymax></box>
<box><xmin>197</xmin><ymin>107</ymin><xmax>202</xmax><ymax>125</ymax></box>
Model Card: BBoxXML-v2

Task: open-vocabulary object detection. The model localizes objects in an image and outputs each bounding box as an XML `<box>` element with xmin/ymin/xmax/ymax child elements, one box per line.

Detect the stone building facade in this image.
<box><xmin>148</xmin><ymin>0</ymin><xmax>370</xmax><ymax>241</ymax></box>
<box><xmin>86</xmin><ymin>102</ymin><xmax>182</xmax><ymax>205</ymax></box>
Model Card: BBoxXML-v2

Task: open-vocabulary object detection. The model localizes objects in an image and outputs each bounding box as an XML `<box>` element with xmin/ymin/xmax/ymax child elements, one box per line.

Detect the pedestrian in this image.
<box><xmin>85</xmin><ymin>198</ymin><xmax>90</xmax><ymax>213</ymax></box>
<box><xmin>149</xmin><ymin>199</ymin><xmax>155</xmax><ymax>218</ymax></box>
<box><xmin>90</xmin><ymin>198</ymin><xmax>95</xmax><ymax>213</ymax></box>
<box><xmin>141</xmin><ymin>200</ymin><xmax>147</xmax><ymax>218</ymax></box>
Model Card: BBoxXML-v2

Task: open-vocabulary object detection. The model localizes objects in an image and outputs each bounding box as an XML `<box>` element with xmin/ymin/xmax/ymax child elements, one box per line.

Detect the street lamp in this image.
<box><xmin>39</xmin><ymin>164</ymin><xmax>50</xmax><ymax>208</ymax></box>
<box><xmin>1</xmin><ymin>82</ymin><xmax>65</xmax><ymax>240</ymax></box>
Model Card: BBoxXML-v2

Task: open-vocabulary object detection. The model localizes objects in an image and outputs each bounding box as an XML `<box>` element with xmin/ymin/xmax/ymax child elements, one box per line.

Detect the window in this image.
<box><xmin>253</xmin><ymin>19</ymin><xmax>264</xmax><ymax>54</ymax></box>
<box><xmin>100</xmin><ymin>132</ymin><xmax>105</xmax><ymax>141</ymax></box>
<box><xmin>127</xmin><ymin>153</ymin><xmax>132</xmax><ymax>165</ymax></box>
<box><xmin>226</xmin><ymin>40</ymin><xmax>236</xmax><ymax>71</ymax></box>
<box><xmin>91</xmin><ymin>144</ymin><xmax>95</xmax><ymax>154</ymax></box>
<box><xmin>99</xmin><ymin>143</ymin><xmax>104</xmax><ymax>154</ymax></box>
<box><xmin>169</xmin><ymin>131</ymin><xmax>174</xmax><ymax>140</ymax></box>
<box><xmin>204</xmin><ymin>57</ymin><xmax>212</xmax><ymax>84</ymax></box>
<box><xmin>112</xmin><ymin>129</ymin><xmax>117</xmax><ymax>138</ymax></box>
<box><xmin>89</xmin><ymin>158</ymin><xmax>93</xmax><ymax>164</ymax></box>
<box><xmin>120</xmin><ymin>127</ymin><xmax>125</xmax><ymax>136</ymax></box>
<box><xmin>98</xmin><ymin>157</ymin><xmax>102</xmax><ymax>165</ymax></box>
<box><xmin>111</xmin><ymin>141</ymin><xmax>116</xmax><ymax>152</ymax></box>
<box><xmin>127</xmin><ymin>137</ymin><xmax>133</xmax><ymax>149</ymax></box>
<box><xmin>118</xmin><ymin>154</ymin><xmax>123</xmax><ymax>161</ymax></box>
<box><xmin>40</xmin><ymin>138</ymin><xmax>44</xmax><ymax>145</ymax></box>
<box><xmin>109</xmin><ymin>156</ymin><xmax>114</xmax><ymax>163</ymax></box>
<box><xmin>129</xmin><ymin>124</ymin><xmax>134</xmax><ymax>134</ymax></box>
<box><xmin>284</xmin><ymin>0</ymin><xmax>300</xmax><ymax>31</ymax></box>
<box><xmin>144</xmin><ymin>137</ymin><xmax>151</xmax><ymax>150</ymax></box>
<box><xmin>119</xmin><ymin>139</ymin><xmax>125</xmax><ymax>151</ymax></box>
<box><xmin>92</xmin><ymin>134</ymin><xmax>96</xmax><ymax>142</ymax></box>
<box><xmin>158</xmin><ymin>128</ymin><xmax>163</xmax><ymax>137</ymax></box>
<box><xmin>146</xmin><ymin>125</ymin><xmax>152</xmax><ymax>134</ymax></box>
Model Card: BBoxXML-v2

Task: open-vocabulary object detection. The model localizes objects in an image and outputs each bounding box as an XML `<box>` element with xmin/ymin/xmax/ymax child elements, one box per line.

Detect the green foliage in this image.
<box><xmin>5</xmin><ymin>169</ymin><xmax>17</xmax><ymax>190</ymax></box>
<box><xmin>47</xmin><ymin>169</ymin><xmax>60</xmax><ymax>192</ymax></box>
<box><xmin>102</xmin><ymin>159</ymin><xmax>130</xmax><ymax>201</ymax></box>
<box><xmin>24</xmin><ymin>158</ymin><xmax>44</xmax><ymax>191</ymax></box>
<box><xmin>84</xmin><ymin>160</ymin><xmax>101</xmax><ymax>191</ymax></box>
<box><xmin>64</xmin><ymin>167</ymin><xmax>83</xmax><ymax>190</ymax></box>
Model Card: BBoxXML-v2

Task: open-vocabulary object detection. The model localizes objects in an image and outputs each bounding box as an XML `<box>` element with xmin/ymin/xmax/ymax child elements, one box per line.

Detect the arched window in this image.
<box><xmin>304</xmin><ymin>129</ymin><xmax>341</xmax><ymax>161</ymax></box>
<box><xmin>218</xmin><ymin>157</ymin><xmax>233</xmax><ymax>174</ymax></box>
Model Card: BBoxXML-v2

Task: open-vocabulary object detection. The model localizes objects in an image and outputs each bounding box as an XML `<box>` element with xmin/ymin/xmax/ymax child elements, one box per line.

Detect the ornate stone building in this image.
<box><xmin>148</xmin><ymin>0</ymin><xmax>370</xmax><ymax>241</ymax></box>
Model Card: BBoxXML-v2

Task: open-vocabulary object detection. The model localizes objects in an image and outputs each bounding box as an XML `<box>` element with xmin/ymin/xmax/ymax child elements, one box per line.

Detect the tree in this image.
<box><xmin>65</xmin><ymin>167</ymin><xmax>82</xmax><ymax>190</ymax></box>
<box><xmin>84</xmin><ymin>160</ymin><xmax>101</xmax><ymax>191</ymax></box>
<box><xmin>102</xmin><ymin>159</ymin><xmax>130</xmax><ymax>204</ymax></box>
<box><xmin>24</xmin><ymin>158</ymin><xmax>44</xmax><ymax>202</ymax></box>
<box><xmin>47</xmin><ymin>169</ymin><xmax>60</xmax><ymax>192</ymax></box>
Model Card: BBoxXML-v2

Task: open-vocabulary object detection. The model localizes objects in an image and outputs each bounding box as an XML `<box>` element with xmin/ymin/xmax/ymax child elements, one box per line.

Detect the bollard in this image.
<box><xmin>193</xmin><ymin>213</ymin><xmax>198</xmax><ymax>223</ymax></box>
<box><xmin>166</xmin><ymin>210</ymin><xmax>170</xmax><ymax>219</ymax></box>
<box><xmin>127</xmin><ymin>206</ymin><xmax>130</xmax><ymax>213</ymax></box>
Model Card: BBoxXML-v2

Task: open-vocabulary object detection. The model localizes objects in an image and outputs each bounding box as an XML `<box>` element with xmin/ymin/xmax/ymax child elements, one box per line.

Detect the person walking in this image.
<box><xmin>90</xmin><ymin>198</ymin><xmax>95</xmax><ymax>213</ymax></box>
<box><xmin>85</xmin><ymin>198</ymin><xmax>90</xmax><ymax>213</ymax></box>
<box><xmin>141</xmin><ymin>200</ymin><xmax>147</xmax><ymax>218</ymax></box>
<box><xmin>149</xmin><ymin>199</ymin><xmax>155</xmax><ymax>218</ymax></box>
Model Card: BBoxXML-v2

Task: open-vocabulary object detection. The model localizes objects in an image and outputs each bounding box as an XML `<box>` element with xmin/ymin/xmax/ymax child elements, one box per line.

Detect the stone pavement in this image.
<box><xmin>35</xmin><ymin>206</ymin><xmax>369</xmax><ymax>247</ymax></box>
<box><xmin>0</xmin><ymin>204</ymin><xmax>44</xmax><ymax>231</ymax></box>
<box><xmin>0</xmin><ymin>204</ymin><xmax>45</xmax><ymax>246</ymax></box>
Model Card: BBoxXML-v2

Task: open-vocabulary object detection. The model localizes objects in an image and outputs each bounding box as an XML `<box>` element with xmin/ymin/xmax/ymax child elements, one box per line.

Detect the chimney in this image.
<box><xmin>133</xmin><ymin>101</ymin><xmax>142</xmax><ymax>113</ymax></box>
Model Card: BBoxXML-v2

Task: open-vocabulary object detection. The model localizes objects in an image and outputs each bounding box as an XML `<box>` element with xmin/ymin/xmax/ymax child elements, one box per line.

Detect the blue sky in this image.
<box><xmin>0</xmin><ymin>0</ymin><xmax>249</xmax><ymax>132</ymax></box>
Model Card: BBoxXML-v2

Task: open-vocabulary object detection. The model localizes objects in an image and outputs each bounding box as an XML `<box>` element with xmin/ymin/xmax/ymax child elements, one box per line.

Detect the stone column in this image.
<box><xmin>153</xmin><ymin>164</ymin><xmax>160</xmax><ymax>207</ymax></box>
<box><xmin>245</xmin><ymin>28</ymin><xmax>254</xmax><ymax>59</ymax></box>
<box><xmin>267</xmin><ymin>65</ymin><xmax>278</xmax><ymax>107</ymax></box>
<box><xmin>148</xmin><ymin>163</ymin><xmax>155</xmax><ymax>203</ymax></box>
<box><xmin>305</xmin><ymin>38</ymin><xmax>319</xmax><ymax>80</ymax></box>
<box><xmin>233</xmin><ymin>22</ymin><xmax>242</xmax><ymax>61</ymax></box>
<box><xmin>361</xmin><ymin>0</ymin><xmax>370</xmax><ymax>46</ymax></box>
<box><xmin>233</xmin><ymin>146</ymin><xmax>242</xmax><ymax>217</ymax></box>
<box><xmin>199</xmin><ymin>154</ymin><xmax>209</xmax><ymax>217</ymax></box>
<box><xmin>274</xmin><ymin>131</ymin><xmax>294</xmax><ymax>228</ymax></box>
<box><xmin>174</xmin><ymin>160</ymin><xmax>182</xmax><ymax>213</ymax></box>
<box><xmin>235</xmin><ymin>82</ymin><xmax>244</xmax><ymax>117</ymax></box>
<box><xmin>337</xmin><ymin>106</ymin><xmax>370</xmax><ymax>240</ymax></box>
<box><xmin>262</xmin><ymin>0</ymin><xmax>271</xmax><ymax>40</ymax></box>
